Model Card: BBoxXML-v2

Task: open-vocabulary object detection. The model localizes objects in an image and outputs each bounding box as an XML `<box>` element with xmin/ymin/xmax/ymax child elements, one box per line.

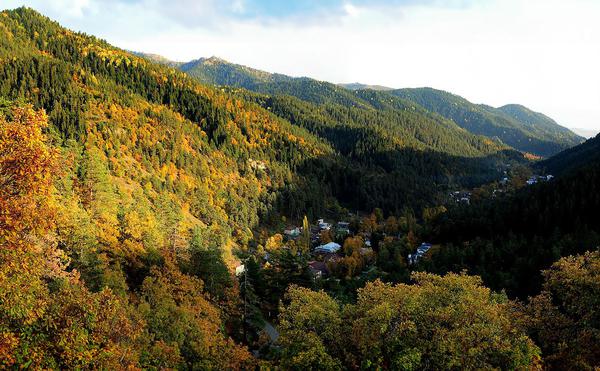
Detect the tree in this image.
<box><xmin>302</xmin><ymin>215</ymin><xmax>311</xmax><ymax>253</ymax></box>
<box><xmin>277</xmin><ymin>286</ymin><xmax>343</xmax><ymax>370</ymax></box>
<box><xmin>0</xmin><ymin>104</ymin><xmax>57</xmax><ymax>246</ymax></box>
<box><xmin>139</xmin><ymin>262</ymin><xmax>252</xmax><ymax>369</ymax></box>
<box><xmin>187</xmin><ymin>226</ymin><xmax>232</xmax><ymax>300</ymax></box>
<box><xmin>276</xmin><ymin>271</ymin><xmax>541</xmax><ymax>370</ymax></box>
<box><xmin>526</xmin><ymin>251</ymin><xmax>600</xmax><ymax>370</ymax></box>
<box><xmin>346</xmin><ymin>273</ymin><xmax>540</xmax><ymax>370</ymax></box>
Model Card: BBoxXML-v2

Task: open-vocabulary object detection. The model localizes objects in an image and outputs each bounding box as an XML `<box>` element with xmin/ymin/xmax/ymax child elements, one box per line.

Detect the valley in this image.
<box><xmin>0</xmin><ymin>6</ymin><xmax>598</xmax><ymax>370</ymax></box>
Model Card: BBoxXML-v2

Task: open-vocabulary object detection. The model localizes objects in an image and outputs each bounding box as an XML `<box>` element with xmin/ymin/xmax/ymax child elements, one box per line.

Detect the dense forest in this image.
<box><xmin>421</xmin><ymin>154</ymin><xmax>600</xmax><ymax>297</ymax></box>
<box><xmin>150</xmin><ymin>54</ymin><xmax>582</xmax><ymax>158</ymax></box>
<box><xmin>391</xmin><ymin>88</ymin><xmax>583</xmax><ymax>157</ymax></box>
<box><xmin>0</xmin><ymin>7</ymin><xmax>598</xmax><ymax>370</ymax></box>
<box><xmin>537</xmin><ymin>132</ymin><xmax>600</xmax><ymax>175</ymax></box>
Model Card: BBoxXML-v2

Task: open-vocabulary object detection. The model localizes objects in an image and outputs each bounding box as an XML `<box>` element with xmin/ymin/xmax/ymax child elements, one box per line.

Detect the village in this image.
<box><xmin>268</xmin><ymin>215</ymin><xmax>434</xmax><ymax>281</ymax></box>
<box><xmin>236</xmin><ymin>169</ymin><xmax>556</xmax><ymax>283</ymax></box>
<box><xmin>448</xmin><ymin>169</ymin><xmax>555</xmax><ymax>206</ymax></box>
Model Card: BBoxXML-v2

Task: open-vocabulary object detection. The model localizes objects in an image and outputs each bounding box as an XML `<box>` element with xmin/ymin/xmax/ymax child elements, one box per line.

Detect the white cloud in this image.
<box><xmin>3</xmin><ymin>0</ymin><xmax>600</xmax><ymax>130</ymax></box>
<box><xmin>343</xmin><ymin>3</ymin><xmax>361</xmax><ymax>17</ymax></box>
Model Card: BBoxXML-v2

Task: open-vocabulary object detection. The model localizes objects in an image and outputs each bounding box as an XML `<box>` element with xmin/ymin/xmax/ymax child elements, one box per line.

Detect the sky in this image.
<box><xmin>3</xmin><ymin>0</ymin><xmax>600</xmax><ymax>133</ymax></box>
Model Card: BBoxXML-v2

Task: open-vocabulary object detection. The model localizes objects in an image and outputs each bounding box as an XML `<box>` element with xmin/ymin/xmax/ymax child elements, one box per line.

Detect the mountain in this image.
<box><xmin>178</xmin><ymin>56</ymin><xmax>293</xmax><ymax>89</ymax></box>
<box><xmin>1</xmin><ymin>7</ymin><xmax>598</xmax><ymax>370</ymax></box>
<box><xmin>0</xmin><ymin>6</ymin><xmax>523</xmax><ymax>249</ymax></box>
<box><xmin>497</xmin><ymin>104</ymin><xmax>577</xmax><ymax>140</ymax></box>
<box><xmin>133</xmin><ymin>53</ymin><xmax>524</xmax><ymax>212</ymax></box>
<box><xmin>130</xmin><ymin>51</ymin><xmax>182</xmax><ymax>67</ymax></box>
<box><xmin>338</xmin><ymin>82</ymin><xmax>394</xmax><ymax>91</ymax></box>
<box><xmin>391</xmin><ymin>88</ymin><xmax>583</xmax><ymax>157</ymax></box>
<box><xmin>146</xmin><ymin>54</ymin><xmax>581</xmax><ymax>158</ymax></box>
<box><xmin>538</xmin><ymin>133</ymin><xmax>600</xmax><ymax>176</ymax></box>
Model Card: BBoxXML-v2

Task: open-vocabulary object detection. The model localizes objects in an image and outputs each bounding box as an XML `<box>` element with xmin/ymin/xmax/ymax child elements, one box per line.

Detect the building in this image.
<box><xmin>450</xmin><ymin>191</ymin><xmax>471</xmax><ymax>204</ymax></box>
<box><xmin>235</xmin><ymin>264</ymin><xmax>245</xmax><ymax>276</ymax></box>
<box><xmin>337</xmin><ymin>221</ymin><xmax>350</xmax><ymax>234</ymax></box>
<box><xmin>527</xmin><ymin>174</ymin><xmax>554</xmax><ymax>185</ymax></box>
<box><xmin>317</xmin><ymin>218</ymin><xmax>332</xmax><ymax>230</ymax></box>
<box><xmin>284</xmin><ymin>226</ymin><xmax>301</xmax><ymax>239</ymax></box>
<box><xmin>314</xmin><ymin>241</ymin><xmax>341</xmax><ymax>254</ymax></box>
<box><xmin>408</xmin><ymin>242</ymin><xmax>432</xmax><ymax>265</ymax></box>
<box><xmin>308</xmin><ymin>261</ymin><xmax>328</xmax><ymax>279</ymax></box>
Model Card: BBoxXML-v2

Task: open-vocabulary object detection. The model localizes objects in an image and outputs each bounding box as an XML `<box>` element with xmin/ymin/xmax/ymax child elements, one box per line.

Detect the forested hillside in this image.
<box><xmin>0</xmin><ymin>7</ymin><xmax>339</xmax><ymax>368</ymax></box>
<box><xmin>392</xmin><ymin>88</ymin><xmax>582</xmax><ymax>157</ymax></box>
<box><xmin>423</xmin><ymin>140</ymin><xmax>600</xmax><ymax>297</ymax></box>
<box><xmin>135</xmin><ymin>52</ymin><xmax>524</xmax><ymax>213</ymax></box>
<box><xmin>235</xmin><ymin>89</ymin><xmax>522</xmax><ymax>211</ymax></box>
<box><xmin>148</xmin><ymin>54</ymin><xmax>581</xmax><ymax>158</ymax></box>
<box><xmin>538</xmin><ymin>133</ymin><xmax>600</xmax><ymax>175</ymax></box>
<box><xmin>1</xmin><ymin>7</ymin><xmax>598</xmax><ymax>370</ymax></box>
<box><xmin>178</xmin><ymin>56</ymin><xmax>294</xmax><ymax>90</ymax></box>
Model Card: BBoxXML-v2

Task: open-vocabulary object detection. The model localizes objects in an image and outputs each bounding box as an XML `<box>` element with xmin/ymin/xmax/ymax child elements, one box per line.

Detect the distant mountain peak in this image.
<box><xmin>203</xmin><ymin>56</ymin><xmax>228</xmax><ymax>65</ymax></box>
<box><xmin>339</xmin><ymin>82</ymin><xmax>394</xmax><ymax>91</ymax></box>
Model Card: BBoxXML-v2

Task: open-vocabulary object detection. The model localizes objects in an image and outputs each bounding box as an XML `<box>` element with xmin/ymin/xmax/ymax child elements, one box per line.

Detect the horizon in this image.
<box><xmin>4</xmin><ymin>0</ymin><xmax>600</xmax><ymax>133</ymax></box>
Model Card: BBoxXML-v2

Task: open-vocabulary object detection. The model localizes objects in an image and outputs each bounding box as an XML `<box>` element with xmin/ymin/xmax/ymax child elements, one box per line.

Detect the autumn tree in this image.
<box><xmin>526</xmin><ymin>251</ymin><xmax>600</xmax><ymax>370</ymax></box>
<box><xmin>301</xmin><ymin>214</ymin><xmax>311</xmax><ymax>253</ymax></box>
<box><xmin>345</xmin><ymin>273</ymin><xmax>540</xmax><ymax>370</ymax></box>
<box><xmin>277</xmin><ymin>286</ymin><xmax>343</xmax><ymax>370</ymax></box>
<box><xmin>0</xmin><ymin>103</ymin><xmax>144</xmax><ymax>368</ymax></box>
<box><xmin>277</xmin><ymin>271</ymin><xmax>541</xmax><ymax>370</ymax></box>
<box><xmin>139</xmin><ymin>262</ymin><xmax>252</xmax><ymax>369</ymax></box>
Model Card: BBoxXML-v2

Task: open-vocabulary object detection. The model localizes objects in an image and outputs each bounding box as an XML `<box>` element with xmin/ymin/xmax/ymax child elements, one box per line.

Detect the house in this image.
<box><xmin>284</xmin><ymin>226</ymin><xmax>301</xmax><ymax>239</ymax></box>
<box><xmin>317</xmin><ymin>218</ymin><xmax>332</xmax><ymax>230</ymax></box>
<box><xmin>450</xmin><ymin>191</ymin><xmax>471</xmax><ymax>204</ymax></box>
<box><xmin>308</xmin><ymin>261</ymin><xmax>328</xmax><ymax>279</ymax></box>
<box><xmin>337</xmin><ymin>221</ymin><xmax>350</xmax><ymax>234</ymax></box>
<box><xmin>314</xmin><ymin>241</ymin><xmax>341</xmax><ymax>254</ymax></box>
<box><xmin>409</xmin><ymin>243</ymin><xmax>432</xmax><ymax>265</ymax></box>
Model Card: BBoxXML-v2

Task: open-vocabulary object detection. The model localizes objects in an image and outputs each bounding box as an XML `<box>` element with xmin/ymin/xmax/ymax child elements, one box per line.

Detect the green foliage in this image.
<box><xmin>187</xmin><ymin>226</ymin><xmax>233</xmax><ymax>300</ymax></box>
<box><xmin>277</xmin><ymin>273</ymin><xmax>540</xmax><ymax>370</ymax></box>
<box><xmin>392</xmin><ymin>87</ymin><xmax>582</xmax><ymax>157</ymax></box>
<box><xmin>539</xmin><ymin>132</ymin><xmax>600</xmax><ymax>175</ymax></box>
<box><xmin>526</xmin><ymin>251</ymin><xmax>600</xmax><ymax>370</ymax></box>
<box><xmin>1</xmin><ymin>7</ymin><xmax>597</xmax><ymax>370</ymax></box>
<box><xmin>425</xmin><ymin>157</ymin><xmax>600</xmax><ymax>297</ymax></box>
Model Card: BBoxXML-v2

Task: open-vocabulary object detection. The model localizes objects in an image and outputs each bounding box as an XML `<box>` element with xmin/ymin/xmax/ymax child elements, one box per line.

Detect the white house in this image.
<box><xmin>317</xmin><ymin>218</ymin><xmax>332</xmax><ymax>230</ymax></box>
<box><xmin>314</xmin><ymin>241</ymin><xmax>341</xmax><ymax>254</ymax></box>
<box><xmin>409</xmin><ymin>243</ymin><xmax>432</xmax><ymax>265</ymax></box>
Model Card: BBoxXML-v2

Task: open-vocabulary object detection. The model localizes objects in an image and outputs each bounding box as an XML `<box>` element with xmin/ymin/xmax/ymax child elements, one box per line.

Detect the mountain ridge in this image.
<box><xmin>134</xmin><ymin>52</ymin><xmax>581</xmax><ymax>157</ymax></box>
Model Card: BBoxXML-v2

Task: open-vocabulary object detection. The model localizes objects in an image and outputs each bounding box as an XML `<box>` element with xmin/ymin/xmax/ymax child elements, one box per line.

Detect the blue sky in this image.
<box><xmin>3</xmin><ymin>0</ymin><xmax>600</xmax><ymax>133</ymax></box>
